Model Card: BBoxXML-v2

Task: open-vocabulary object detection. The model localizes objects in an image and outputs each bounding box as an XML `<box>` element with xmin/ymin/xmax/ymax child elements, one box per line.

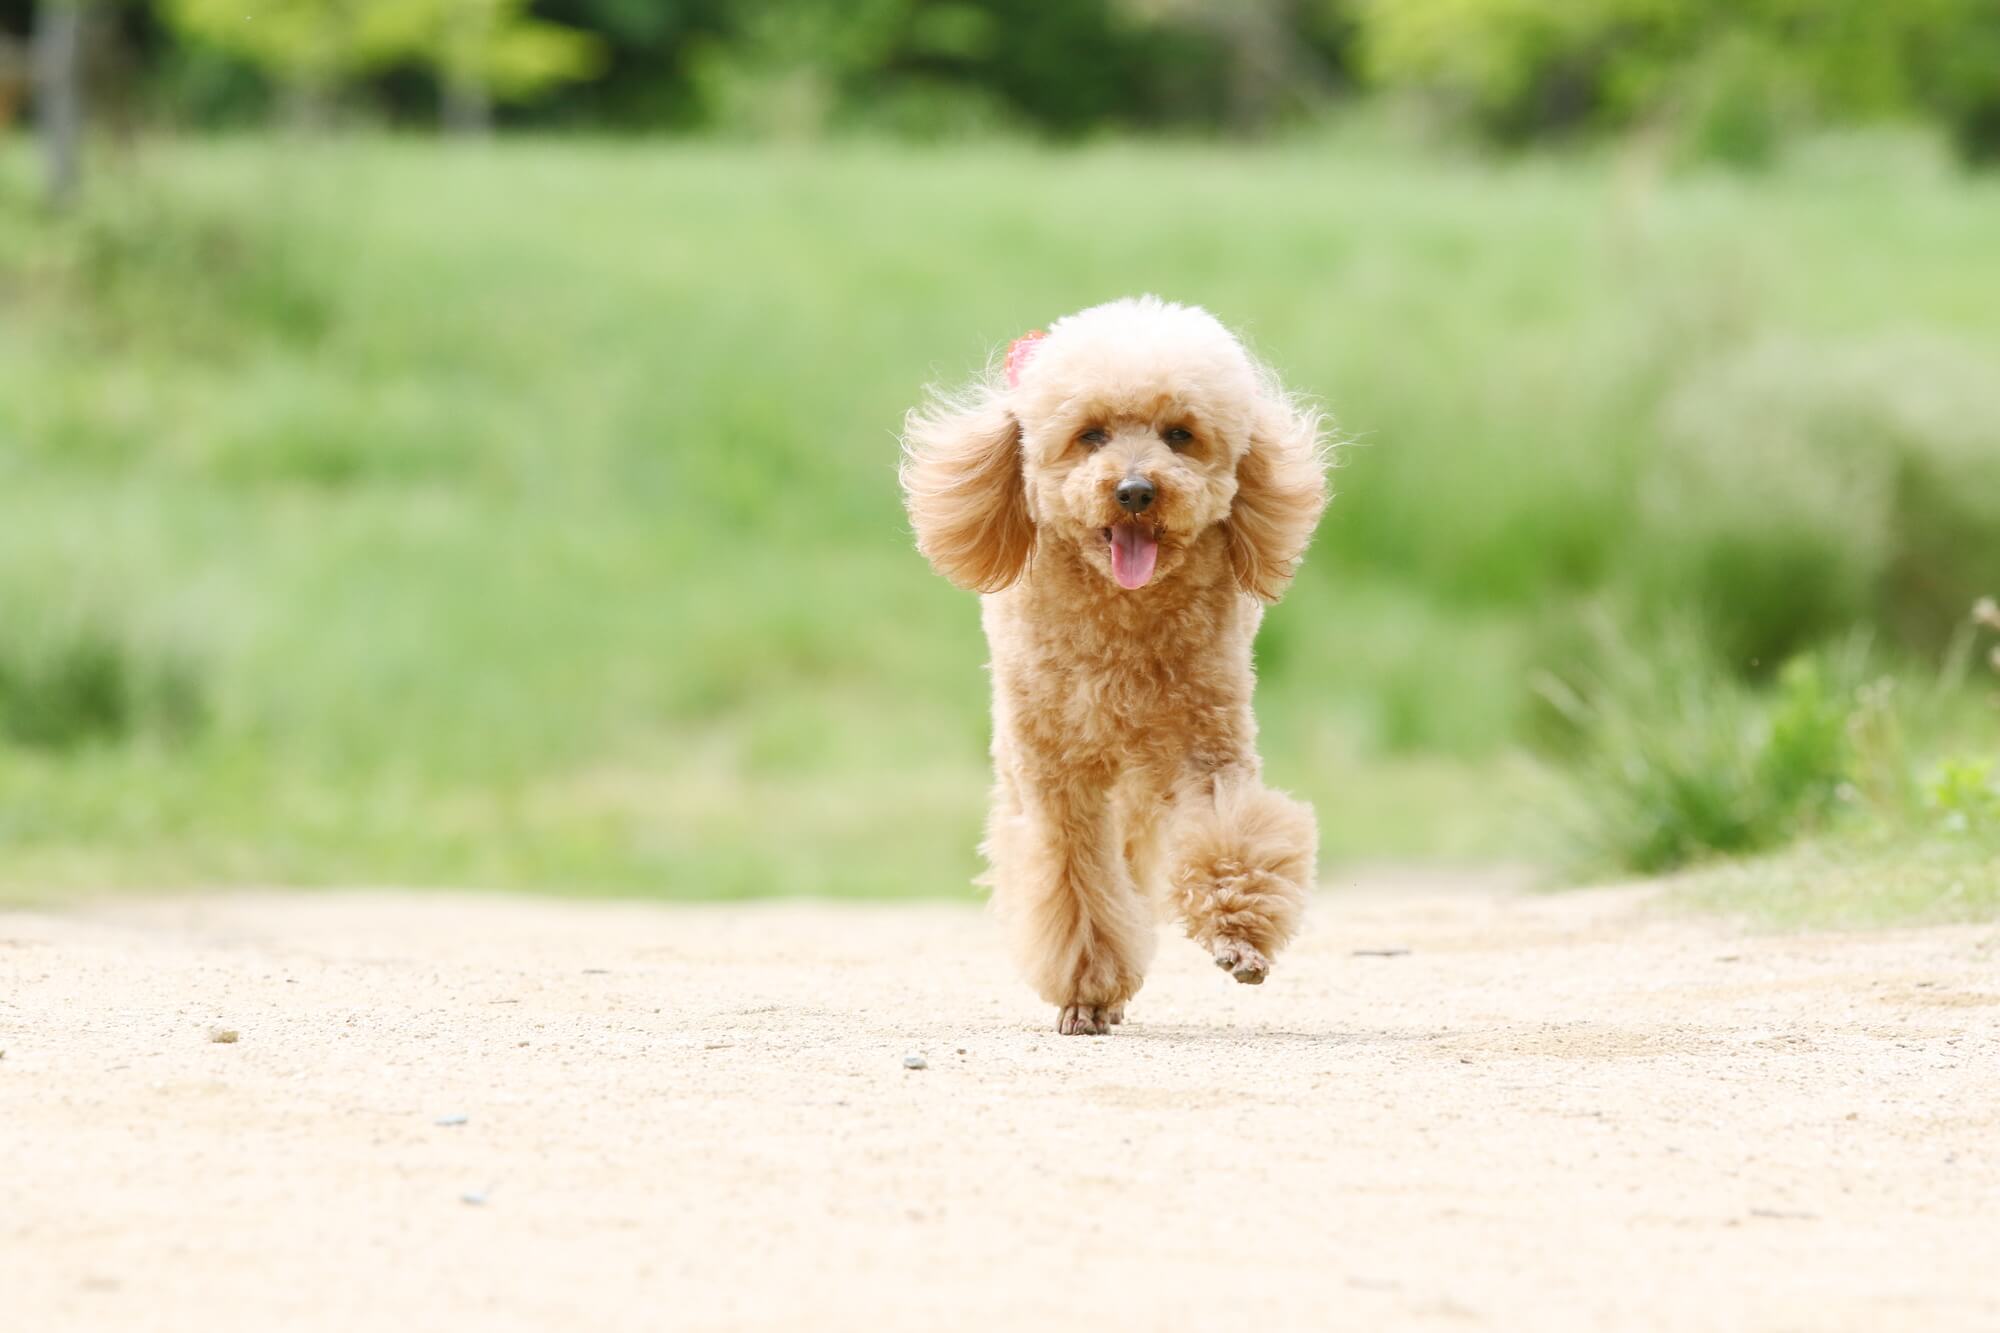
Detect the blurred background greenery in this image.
<box><xmin>1</xmin><ymin>0</ymin><xmax>1996</xmax><ymax>917</ymax></box>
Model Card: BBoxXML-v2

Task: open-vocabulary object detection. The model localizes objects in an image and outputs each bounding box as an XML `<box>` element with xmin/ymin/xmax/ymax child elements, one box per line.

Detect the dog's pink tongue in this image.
<box><xmin>1109</xmin><ymin>526</ymin><xmax>1159</xmax><ymax>590</ymax></box>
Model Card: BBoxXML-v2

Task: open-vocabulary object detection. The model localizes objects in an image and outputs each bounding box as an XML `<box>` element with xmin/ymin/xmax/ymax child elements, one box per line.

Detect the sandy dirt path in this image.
<box><xmin>3</xmin><ymin>875</ymin><xmax>1998</xmax><ymax>1332</ymax></box>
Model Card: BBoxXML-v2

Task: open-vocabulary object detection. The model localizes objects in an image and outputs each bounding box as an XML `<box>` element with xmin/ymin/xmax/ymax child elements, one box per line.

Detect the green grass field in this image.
<box><xmin>2</xmin><ymin>134</ymin><xmax>1996</xmax><ymax>909</ymax></box>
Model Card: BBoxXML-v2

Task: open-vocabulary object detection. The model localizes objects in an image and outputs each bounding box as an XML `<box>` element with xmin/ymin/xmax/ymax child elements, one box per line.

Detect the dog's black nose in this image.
<box><xmin>1116</xmin><ymin>476</ymin><xmax>1156</xmax><ymax>513</ymax></box>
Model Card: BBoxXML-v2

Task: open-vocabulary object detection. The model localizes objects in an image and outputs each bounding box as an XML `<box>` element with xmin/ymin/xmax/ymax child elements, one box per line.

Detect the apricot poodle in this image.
<box><xmin>901</xmin><ymin>296</ymin><xmax>1331</xmax><ymax>1035</ymax></box>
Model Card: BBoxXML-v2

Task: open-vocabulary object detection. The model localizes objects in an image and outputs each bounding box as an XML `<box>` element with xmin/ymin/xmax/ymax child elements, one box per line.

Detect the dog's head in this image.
<box><xmin>901</xmin><ymin>297</ymin><xmax>1327</xmax><ymax>599</ymax></box>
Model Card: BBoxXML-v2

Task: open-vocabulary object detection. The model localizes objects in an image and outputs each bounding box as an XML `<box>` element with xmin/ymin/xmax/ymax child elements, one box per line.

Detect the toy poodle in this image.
<box><xmin>900</xmin><ymin>296</ymin><xmax>1330</xmax><ymax>1034</ymax></box>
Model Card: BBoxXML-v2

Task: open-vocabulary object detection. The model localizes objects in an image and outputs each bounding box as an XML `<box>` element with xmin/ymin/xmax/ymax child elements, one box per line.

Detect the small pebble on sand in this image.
<box><xmin>903</xmin><ymin>1054</ymin><xmax>927</xmax><ymax>1070</ymax></box>
<box><xmin>208</xmin><ymin>1028</ymin><xmax>239</xmax><ymax>1044</ymax></box>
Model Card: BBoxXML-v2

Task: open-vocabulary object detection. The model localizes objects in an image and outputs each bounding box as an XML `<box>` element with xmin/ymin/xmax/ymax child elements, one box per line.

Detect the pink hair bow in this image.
<box><xmin>1005</xmin><ymin>330</ymin><xmax>1046</xmax><ymax>388</ymax></box>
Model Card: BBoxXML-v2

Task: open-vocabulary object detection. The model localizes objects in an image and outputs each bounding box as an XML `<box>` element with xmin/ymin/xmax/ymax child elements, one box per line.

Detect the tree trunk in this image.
<box><xmin>283</xmin><ymin>77</ymin><xmax>334</xmax><ymax>134</ymax></box>
<box><xmin>32</xmin><ymin>0</ymin><xmax>84</xmax><ymax>211</ymax></box>
<box><xmin>443</xmin><ymin>73</ymin><xmax>492</xmax><ymax>137</ymax></box>
<box><xmin>441</xmin><ymin>2</ymin><xmax>493</xmax><ymax>137</ymax></box>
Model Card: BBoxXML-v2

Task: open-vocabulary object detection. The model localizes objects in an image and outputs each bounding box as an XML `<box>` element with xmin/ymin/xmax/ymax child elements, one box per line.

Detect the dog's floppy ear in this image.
<box><xmin>900</xmin><ymin>386</ymin><xmax>1035</xmax><ymax>593</ymax></box>
<box><xmin>1225</xmin><ymin>376</ymin><xmax>1329</xmax><ymax>602</ymax></box>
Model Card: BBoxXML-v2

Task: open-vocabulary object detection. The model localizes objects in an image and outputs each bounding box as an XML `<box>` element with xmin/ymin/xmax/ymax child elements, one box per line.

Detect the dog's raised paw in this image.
<box><xmin>1058</xmin><ymin>1004</ymin><xmax>1117</xmax><ymax>1036</ymax></box>
<box><xmin>1212</xmin><ymin>939</ymin><xmax>1270</xmax><ymax>985</ymax></box>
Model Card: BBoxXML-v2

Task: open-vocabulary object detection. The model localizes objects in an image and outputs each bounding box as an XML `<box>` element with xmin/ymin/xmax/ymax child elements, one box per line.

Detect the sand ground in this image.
<box><xmin>4</xmin><ymin>873</ymin><xmax>1998</xmax><ymax>1332</ymax></box>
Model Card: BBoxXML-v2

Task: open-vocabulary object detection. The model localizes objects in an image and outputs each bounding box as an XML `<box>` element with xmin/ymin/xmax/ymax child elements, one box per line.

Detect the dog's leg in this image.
<box><xmin>1165</xmin><ymin>765</ymin><xmax>1316</xmax><ymax>984</ymax></box>
<box><xmin>990</xmin><ymin>758</ymin><xmax>1155</xmax><ymax>1035</ymax></box>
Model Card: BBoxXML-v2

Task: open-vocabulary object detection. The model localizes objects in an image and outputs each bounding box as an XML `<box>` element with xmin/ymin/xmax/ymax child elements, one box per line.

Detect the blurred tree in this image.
<box><xmin>0</xmin><ymin>31</ymin><xmax>26</xmax><ymax>129</ymax></box>
<box><xmin>680</xmin><ymin>0</ymin><xmax>1256</xmax><ymax>139</ymax></box>
<box><xmin>1923</xmin><ymin>3</ymin><xmax>2000</xmax><ymax>160</ymax></box>
<box><xmin>164</xmin><ymin>0</ymin><xmax>384</xmax><ymax>125</ymax></box>
<box><xmin>956</xmin><ymin>0</ymin><xmax>1229</xmax><ymax>134</ymax></box>
<box><xmin>373</xmin><ymin>0</ymin><xmax>608</xmax><ymax>133</ymax></box>
<box><xmin>163</xmin><ymin>0</ymin><xmax>601</xmax><ymax>128</ymax></box>
<box><xmin>31</xmin><ymin>0</ymin><xmax>83</xmax><ymax>207</ymax></box>
<box><xmin>1123</xmin><ymin>0</ymin><xmax>1354</xmax><ymax>130</ymax></box>
<box><xmin>528</xmin><ymin>0</ymin><xmax>734</xmax><ymax>126</ymax></box>
<box><xmin>525</xmin><ymin>0</ymin><xmax>1261</xmax><ymax>134</ymax></box>
<box><xmin>1355</xmin><ymin>0</ymin><xmax>2000</xmax><ymax>163</ymax></box>
<box><xmin>24</xmin><ymin>0</ymin><xmax>1993</xmax><ymax>153</ymax></box>
<box><xmin>684</xmin><ymin>0</ymin><xmax>906</xmax><ymax>138</ymax></box>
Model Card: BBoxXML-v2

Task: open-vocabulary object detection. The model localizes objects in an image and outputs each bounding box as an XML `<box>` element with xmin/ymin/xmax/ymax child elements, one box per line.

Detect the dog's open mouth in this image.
<box><xmin>1103</xmin><ymin>524</ymin><xmax>1160</xmax><ymax>590</ymax></box>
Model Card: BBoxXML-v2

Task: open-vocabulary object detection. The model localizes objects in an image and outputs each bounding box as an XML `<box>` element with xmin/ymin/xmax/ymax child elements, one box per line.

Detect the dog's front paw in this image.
<box><xmin>1211</xmin><ymin>938</ymin><xmax>1270</xmax><ymax>985</ymax></box>
<box><xmin>1057</xmin><ymin>1003</ymin><xmax>1122</xmax><ymax>1036</ymax></box>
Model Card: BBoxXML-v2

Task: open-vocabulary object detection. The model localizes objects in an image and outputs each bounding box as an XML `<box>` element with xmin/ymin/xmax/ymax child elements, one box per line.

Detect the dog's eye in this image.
<box><xmin>1163</xmin><ymin>426</ymin><xmax>1194</xmax><ymax>448</ymax></box>
<box><xmin>1078</xmin><ymin>429</ymin><xmax>1109</xmax><ymax>448</ymax></box>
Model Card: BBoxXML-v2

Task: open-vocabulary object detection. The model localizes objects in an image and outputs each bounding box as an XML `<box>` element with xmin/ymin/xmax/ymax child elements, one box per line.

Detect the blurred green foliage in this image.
<box><xmin>1927</xmin><ymin>756</ymin><xmax>2000</xmax><ymax>832</ymax></box>
<box><xmin>7</xmin><ymin>1</ymin><xmax>1999</xmax><ymax>161</ymax></box>
<box><xmin>1359</xmin><ymin>0</ymin><xmax>2000</xmax><ymax>162</ymax></box>
<box><xmin>164</xmin><ymin>0</ymin><xmax>603</xmax><ymax>113</ymax></box>
<box><xmin>1646</xmin><ymin>334</ymin><xmax>2000</xmax><ymax>667</ymax></box>
<box><xmin>1</xmin><ymin>136</ymin><xmax>1997</xmax><ymax>899</ymax></box>
<box><xmin>0</xmin><ymin>607</ymin><xmax>207</xmax><ymax>750</ymax></box>
<box><xmin>1539</xmin><ymin>629</ymin><xmax>1862</xmax><ymax>875</ymax></box>
<box><xmin>678</xmin><ymin>0</ymin><xmax>1244</xmax><ymax>139</ymax></box>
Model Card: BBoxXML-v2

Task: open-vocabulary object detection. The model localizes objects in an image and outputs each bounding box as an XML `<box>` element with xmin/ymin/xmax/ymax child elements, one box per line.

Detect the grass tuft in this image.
<box><xmin>1540</xmin><ymin>624</ymin><xmax>1864</xmax><ymax>875</ymax></box>
<box><xmin>0</xmin><ymin>608</ymin><xmax>209</xmax><ymax>751</ymax></box>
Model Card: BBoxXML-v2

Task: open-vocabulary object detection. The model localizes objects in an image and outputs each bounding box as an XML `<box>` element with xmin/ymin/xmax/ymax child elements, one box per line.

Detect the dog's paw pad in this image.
<box><xmin>1212</xmin><ymin>939</ymin><xmax>1270</xmax><ymax>986</ymax></box>
<box><xmin>1057</xmin><ymin>1004</ymin><xmax>1116</xmax><ymax>1036</ymax></box>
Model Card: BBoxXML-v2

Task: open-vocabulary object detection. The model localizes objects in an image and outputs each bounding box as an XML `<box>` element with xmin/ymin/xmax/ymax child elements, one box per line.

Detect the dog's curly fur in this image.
<box><xmin>901</xmin><ymin>296</ymin><xmax>1330</xmax><ymax>1035</ymax></box>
